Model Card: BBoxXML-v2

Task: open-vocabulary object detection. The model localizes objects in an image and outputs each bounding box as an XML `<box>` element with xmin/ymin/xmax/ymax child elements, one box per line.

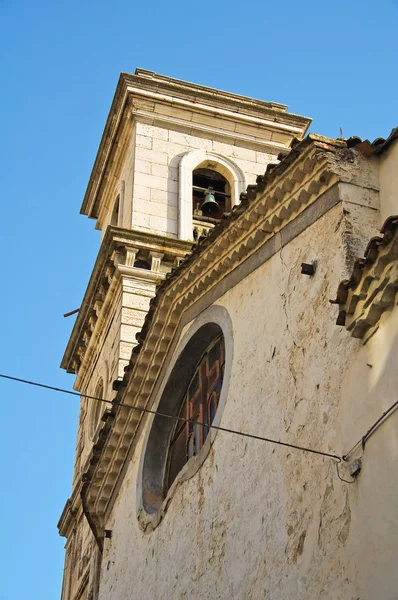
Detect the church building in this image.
<box><xmin>58</xmin><ymin>69</ymin><xmax>398</xmax><ymax>600</ymax></box>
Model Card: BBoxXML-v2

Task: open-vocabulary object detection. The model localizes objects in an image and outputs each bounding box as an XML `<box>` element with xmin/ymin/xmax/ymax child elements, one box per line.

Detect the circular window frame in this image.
<box><xmin>137</xmin><ymin>305</ymin><xmax>233</xmax><ymax>531</ymax></box>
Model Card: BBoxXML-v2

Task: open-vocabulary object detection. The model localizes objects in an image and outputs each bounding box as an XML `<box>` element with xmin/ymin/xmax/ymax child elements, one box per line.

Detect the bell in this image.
<box><xmin>201</xmin><ymin>187</ymin><xmax>220</xmax><ymax>216</ymax></box>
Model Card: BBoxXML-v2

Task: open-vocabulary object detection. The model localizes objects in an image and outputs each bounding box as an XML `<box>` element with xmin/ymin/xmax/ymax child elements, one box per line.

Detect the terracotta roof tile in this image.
<box><xmin>332</xmin><ymin>215</ymin><xmax>398</xmax><ymax>328</ymax></box>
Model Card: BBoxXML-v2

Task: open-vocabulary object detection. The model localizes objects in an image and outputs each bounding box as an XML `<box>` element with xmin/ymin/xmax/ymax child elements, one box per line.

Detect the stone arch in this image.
<box><xmin>178</xmin><ymin>150</ymin><xmax>246</xmax><ymax>240</ymax></box>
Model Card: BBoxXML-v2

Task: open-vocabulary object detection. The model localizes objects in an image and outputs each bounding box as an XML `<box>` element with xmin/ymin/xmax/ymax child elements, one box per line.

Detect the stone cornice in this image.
<box><xmin>333</xmin><ymin>215</ymin><xmax>398</xmax><ymax>342</ymax></box>
<box><xmin>81</xmin><ymin>69</ymin><xmax>312</xmax><ymax>219</ymax></box>
<box><xmin>61</xmin><ymin>226</ymin><xmax>192</xmax><ymax>378</ymax></box>
<box><xmin>58</xmin><ymin>478</ymin><xmax>83</xmax><ymax>538</ymax></box>
<box><xmin>130</xmin><ymin>108</ymin><xmax>294</xmax><ymax>154</ymax></box>
<box><xmin>132</xmin><ymin>68</ymin><xmax>291</xmax><ymax>113</ymax></box>
<box><xmin>81</xmin><ymin>135</ymin><xmax>356</xmax><ymax>538</ymax></box>
<box><xmin>57</xmin><ymin>498</ymin><xmax>74</xmax><ymax>539</ymax></box>
<box><xmin>129</xmin><ymin>89</ymin><xmax>305</xmax><ymax>134</ymax></box>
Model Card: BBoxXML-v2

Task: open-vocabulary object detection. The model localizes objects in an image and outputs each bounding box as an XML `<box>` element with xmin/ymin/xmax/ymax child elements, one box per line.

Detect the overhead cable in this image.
<box><xmin>0</xmin><ymin>373</ymin><xmax>342</xmax><ymax>462</ymax></box>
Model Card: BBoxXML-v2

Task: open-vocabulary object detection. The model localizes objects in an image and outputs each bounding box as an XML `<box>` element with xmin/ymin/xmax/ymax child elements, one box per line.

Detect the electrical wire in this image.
<box><xmin>335</xmin><ymin>462</ymin><xmax>355</xmax><ymax>484</ymax></box>
<box><xmin>0</xmin><ymin>373</ymin><xmax>342</xmax><ymax>462</ymax></box>
<box><xmin>342</xmin><ymin>397</ymin><xmax>398</xmax><ymax>460</ymax></box>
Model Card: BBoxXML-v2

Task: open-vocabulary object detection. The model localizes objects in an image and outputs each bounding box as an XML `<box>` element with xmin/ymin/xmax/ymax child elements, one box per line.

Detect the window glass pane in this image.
<box><xmin>188</xmin><ymin>371</ymin><xmax>199</xmax><ymax>398</ymax></box>
<box><xmin>208</xmin><ymin>340</ymin><xmax>221</xmax><ymax>368</ymax></box>
<box><xmin>168</xmin><ymin>426</ymin><xmax>188</xmax><ymax>487</ymax></box>
<box><xmin>166</xmin><ymin>334</ymin><xmax>225</xmax><ymax>490</ymax></box>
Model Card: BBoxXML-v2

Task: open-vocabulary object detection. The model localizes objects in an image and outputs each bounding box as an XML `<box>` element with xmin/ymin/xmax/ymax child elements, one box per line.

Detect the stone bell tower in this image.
<box><xmin>57</xmin><ymin>69</ymin><xmax>311</xmax><ymax>600</ymax></box>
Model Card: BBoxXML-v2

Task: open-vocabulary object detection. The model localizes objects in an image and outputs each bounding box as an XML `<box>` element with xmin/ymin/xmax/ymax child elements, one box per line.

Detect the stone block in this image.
<box><xmin>168</xmin><ymin>131</ymin><xmax>212</xmax><ymax>151</ymax></box>
<box><xmin>136</xmin><ymin>147</ymin><xmax>168</xmax><ymax>166</ymax></box>
<box><xmin>271</xmin><ymin>131</ymin><xmax>291</xmax><ymax>145</ymax></box>
<box><xmin>120</xmin><ymin>324</ymin><xmax>141</xmax><ymax>343</ymax></box>
<box><xmin>166</xmin><ymin>217</ymin><xmax>178</xmax><ymax>235</ymax></box>
<box><xmin>149</xmin><ymin>215</ymin><xmax>168</xmax><ymax>233</ymax></box>
<box><xmin>136</xmin><ymin>135</ymin><xmax>152</xmax><ymax>149</ymax></box>
<box><xmin>137</xmin><ymin>200</ymin><xmax>168</xmax><ymax>219</ymax></box>
<box><xmin>235</xmin><ymin>158</ymin><xmax>264</xmax><ymax>176</ymax></box>
<box><xmin>117</xmin><ymin>359</ymin><xmax>129</xmax><ymax>379</ymax></box>
<box><xmin>151</xmin><ymin>163</ymin><xmax>169</xmax><ymax>179</ymax></box>
<box><xmin>150</xmin><ymin>188</ymin><xmax>167</xmax><ymax>203</ymax></box>
<box><xmin>137</xmin><ymin>123</ymin><xmax>169</xmax><ymax>141</ymax></box>
<box><xmin>168</xmin><ymin>130</ymin><xmax>192</xmax><ymax>146</ymax></box>
<box><xmin>191</xmin><ymin>136</ymin><xmax>213</xmax><ymax>151</ymax></box>
<box><xmin>119</xmin><ymin>340</ymin><xmax>134</xmax><ymax>360</ymax></box>
<box><xmin>150</xmin><ymin>188</ymin><xmax>178</xmax><ymax>206</ymax></box>
<box><xmin>135</xmin><ymin>172</ymin><xmax>169</xmax><ymax>192</ymax></box>
<box><xmin>256</xmin><ymin>150</ymin><xmax>277</xmax><ymax>164</ymax></box>
<box><xmin>135</xmin><ymin>159</ymin><xmax>151</xmax><ymax>175</ymax></box>
<box><xmin>232</xmin><ymin>146</ymin><xmax>256</xmax><ymax>162</ymax></box>
<box><xmin>212</xmin><ymin>140</ymin><xmax>235</xmax><ymax>156</ymax></box>
<box><xmin>133</xmin><ymin>184</ymin><xmax>151</xmax><ymax>200</ymax></box>
<box><xmin>152</xmin><ymin>138</ymin><xmax>186</xmax><ymax>156</ymax></box>
<box><xmin>121</xmin><ymin>307</ymin><xmax>148</xmax><ymax>326</ymax></box>
<box><xmin>133</xmin><ymin>211</ymin><xmax>150</xmax><ymax>228</ymax></box>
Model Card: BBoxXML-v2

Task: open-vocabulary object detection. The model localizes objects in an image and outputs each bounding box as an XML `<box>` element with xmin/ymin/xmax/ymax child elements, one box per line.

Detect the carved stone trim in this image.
<box><xmin>149</xmin><ymin>252</ymin><xmax>164</xmax><ymax>272</ymax></box>
<box><xmin>61</xmin><ymin>228</ymin><xmax>192</xmax><ymax>378</ymax></box>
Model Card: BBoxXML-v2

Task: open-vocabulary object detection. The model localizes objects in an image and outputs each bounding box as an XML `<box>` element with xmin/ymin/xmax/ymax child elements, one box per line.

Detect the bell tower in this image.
<box><xmin>58</xmin><ymin>69</ymin><xmax>311</xmax><ymax>600</ymax></box>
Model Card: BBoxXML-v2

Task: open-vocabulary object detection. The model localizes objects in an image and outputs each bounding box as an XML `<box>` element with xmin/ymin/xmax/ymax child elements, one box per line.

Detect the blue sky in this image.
<box><xmin>0</xmin><ymin>0</ymin><xmax>397</xmax><ymax>598</ymax></box>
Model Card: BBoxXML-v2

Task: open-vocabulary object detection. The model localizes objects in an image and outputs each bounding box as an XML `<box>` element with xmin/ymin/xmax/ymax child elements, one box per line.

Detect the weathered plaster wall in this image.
<box><xmin>97</xmin><ymin>202</ymin><xmax>378</xmax><ymax>600</ymax></box>
<box><xmin>339</xmin><ymin>306</ymin><xmax>398</xmax><ymax>600</ymax></box>
<box><xmin>379</xmin><ymin>141</ymin><xmax>398</xmax><ymax>222</ymax></box>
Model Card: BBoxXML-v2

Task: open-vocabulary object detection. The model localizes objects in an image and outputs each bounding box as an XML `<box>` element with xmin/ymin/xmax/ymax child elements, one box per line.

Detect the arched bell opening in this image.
<box><xmin>178</xmin><ymin>150</ymin><xmax>246</xmax><ymax>241</ymax></box>
<box><xmin>192</xmin><ymin>168</ymin><xmax>231</xmax><ymax>220</ymax></box>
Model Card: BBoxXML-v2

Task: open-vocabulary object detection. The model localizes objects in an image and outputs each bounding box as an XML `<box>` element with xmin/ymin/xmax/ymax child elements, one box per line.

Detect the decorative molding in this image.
<box><xmin>127</xmin><ymin>86</ymin><xmax>305</xmax><ymax>132</ymax></box>
<box><xmin>149</xmin><ymin>251</ymin><xmax>164</xmax><ymax>272</ymax></box>
<box><xmin>61</xmin><ymin>227</ymin><xmax>192</xmax><ymax>383</ymax></box>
